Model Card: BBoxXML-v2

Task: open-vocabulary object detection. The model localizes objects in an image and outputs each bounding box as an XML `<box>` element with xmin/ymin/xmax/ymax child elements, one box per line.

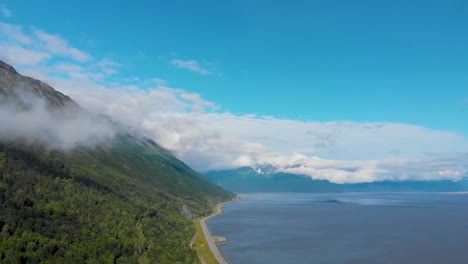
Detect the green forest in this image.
<box><xmin>0</xmin><ymin>135</ymin><xmax>234</xmax><ymax>263</ymax></box>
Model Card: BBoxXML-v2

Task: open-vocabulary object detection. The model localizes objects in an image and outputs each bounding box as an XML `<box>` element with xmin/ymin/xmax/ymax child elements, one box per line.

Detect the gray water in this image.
<box><xmin>208</xmin><ymin>193</ymin><xmax>468</xmax><ymax>264</ymax></box>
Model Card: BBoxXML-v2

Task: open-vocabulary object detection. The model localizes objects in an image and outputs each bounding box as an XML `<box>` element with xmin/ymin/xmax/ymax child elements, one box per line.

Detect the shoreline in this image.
<box><xmin>198</xmin><ymin>196</ymin><xmax>239</xmax><ymax>264</ymax></box>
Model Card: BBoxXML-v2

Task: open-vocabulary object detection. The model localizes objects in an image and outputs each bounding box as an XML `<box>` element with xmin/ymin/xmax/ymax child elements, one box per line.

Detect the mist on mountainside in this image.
<box><xmin>0</xmin><ymin>88</ymin><xmax>116</xmax><ymax>150</ymax></box>
<box><xmin>0</xmin><ymin>61</ymin><xmax>117</xmax><ymax>150</ymax></box>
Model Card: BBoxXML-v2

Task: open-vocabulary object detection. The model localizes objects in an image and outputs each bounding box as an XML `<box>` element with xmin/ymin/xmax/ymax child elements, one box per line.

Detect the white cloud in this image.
<box><xmin>180</xmin><ymin>93</ymin><xmax>218</xmax><ymax>112</ymax></box>
<box><xmin>437</xmin><ymin>170</ymin><xmax>463</xmax><ymax>177</ymax></box>
<box><xmin>33</xmin><ymin>29</ymin><xmax>92</xmax><ymax>62</ymax></box>
<box><xmin>1</xmin><ymin>21</ymin><xmax>467</xmax><ymax>183</ymax></box>
<box><xmin>0</xmin><ymin>23</ymin><xmax>94</xmax><ymax>66</ymax></box>
<box><xmin>95</xmin><ymin>58</ymin><xmax>121</xmax><ymax>75</ymax></box>
<box><xmin>1</xmin><ymin>6</ymin><xmax>11</xmax><ymax>18</ymax></box>
<box><xmin>17</xmin><ymin>61</ymin><xmax>468</xmax><ymax>183</ymax></box>
<box><xmin>130</xmin><ymin>112</ymin><xmax>468</xmax><ymax>182</ymax></box>
<box><xmin>0</xmin><ymin>45</ymin><xmax>51</xmax><ymax>65</ymax></box>
<box><xmin>148</xmin><ymin>78</ymin><xmax>168</xmax><ymax>86</ymax></box>
<box><xmin>0</xmin><ymin>89</ymin><xmax>116</xmax><ymax>150</ymax></box>
<box><xmin>276</xmin><ymin>156</ymin><xmax>468</xmax><ymax>183</ymax></box>
<box><xmin>171</xmin><ymin>59</ymin><xmax>212</xmax><ymax>75</ymax></box>
<box><xmin>0</xmin><ymin>23</ymin><xmax>30</xmax><ymax>44</ymax></box>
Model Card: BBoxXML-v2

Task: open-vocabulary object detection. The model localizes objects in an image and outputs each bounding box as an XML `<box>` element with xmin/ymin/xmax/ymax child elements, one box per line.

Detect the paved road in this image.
<box><xmin>199</xmin><ymin>201</ymin><xmax>232</xmax><ymax>264</ymax></box>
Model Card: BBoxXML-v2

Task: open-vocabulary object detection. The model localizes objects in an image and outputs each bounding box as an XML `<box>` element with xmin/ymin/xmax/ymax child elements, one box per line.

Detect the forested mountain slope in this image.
<box><xmin>0</xmin><ymin>60</ymin><xmax>234</xmax><ymax>263</ymax></box>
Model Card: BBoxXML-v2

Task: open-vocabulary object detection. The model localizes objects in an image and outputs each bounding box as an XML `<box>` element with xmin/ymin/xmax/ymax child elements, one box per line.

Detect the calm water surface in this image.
<box><xmin>208</xmin><ymin>193</ymin><xmax>468</xmax><ymax>264</ymax></box>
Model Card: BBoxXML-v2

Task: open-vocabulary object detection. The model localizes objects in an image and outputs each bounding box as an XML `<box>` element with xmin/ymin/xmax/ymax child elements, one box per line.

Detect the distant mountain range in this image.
<box><xmin>0</xmin><ymin>60</ymin><xmax>234</xmax><ymax>263</ymax></box>
<box><xmin>205</xmin><ymin>166</ymin><xmax>468</xmax><ymax>193</ymax></box>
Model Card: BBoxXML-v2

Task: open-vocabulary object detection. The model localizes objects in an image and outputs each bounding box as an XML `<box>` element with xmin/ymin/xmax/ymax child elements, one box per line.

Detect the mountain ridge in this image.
<box><xmin>0</xmin><ymin>61</ymin><xmax>80</xmax><ymax>112</ymax></box>
<box><xmin>0</xmin><ymin>60</ymin><xmax>234</xmax><ymax>263</ymax></box>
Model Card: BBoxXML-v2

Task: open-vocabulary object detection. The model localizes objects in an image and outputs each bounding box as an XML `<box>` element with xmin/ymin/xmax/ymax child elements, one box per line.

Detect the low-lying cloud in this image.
<box><xmin>1</xmin><ymin>21</ymin><xmax>467</xmax><ymax>183</ymax></box>
<box><xmin>274</xmin><ymin>155</ymin><xmax>468</xmax><ymax>183</ymax></box>
<box><xmin>0</xmin><ymin>89</ymin><xmax>116</xmax><ymax>150</ymax></box>
<box><xmin>57</xmin><ymin>80</ymin><xmax>467</xmax><ymax>183</ymax></box>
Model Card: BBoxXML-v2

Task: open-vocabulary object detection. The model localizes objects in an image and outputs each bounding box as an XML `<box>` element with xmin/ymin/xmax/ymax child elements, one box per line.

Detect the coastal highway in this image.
<box><xmin>199</xmin><ymin>201</ymin><xmax>233</xmax><ymax>264</ymax></box>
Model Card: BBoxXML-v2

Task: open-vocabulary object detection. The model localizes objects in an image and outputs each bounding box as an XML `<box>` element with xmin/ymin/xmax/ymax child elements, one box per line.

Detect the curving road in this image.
<box><xmin>199</xmin><ymin>199</ymin><xmax>237</xmax><ymax>264</ymax></box>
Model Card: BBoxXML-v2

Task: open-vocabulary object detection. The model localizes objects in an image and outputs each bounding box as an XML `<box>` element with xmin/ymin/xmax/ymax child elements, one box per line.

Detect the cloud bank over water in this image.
<box><xmin>1</xmin><ymin>21</ymin><xmax>467</xmax><ymax>183</ymax></box>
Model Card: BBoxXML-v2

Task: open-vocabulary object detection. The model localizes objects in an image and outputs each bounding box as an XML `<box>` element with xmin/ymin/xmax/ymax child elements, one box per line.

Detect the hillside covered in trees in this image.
<box><xmin>0</xmin><ymin>60</ymin><xmax>234</xmax><ymax>263</ymax></box>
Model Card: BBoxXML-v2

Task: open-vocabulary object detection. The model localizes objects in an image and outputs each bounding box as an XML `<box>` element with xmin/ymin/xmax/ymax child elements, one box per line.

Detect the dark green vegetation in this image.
<box><xmin>205</xmin><ymin>167</ymin><xmax>468</xmax><ymax>193</ymax></box>
<box><xmin>0</xmin><ymin>60</ymin><xmax>234</xmax><ymax>263</ymax></box>
<box><xmin>0</xmin><ymin>138</ymin><xmax>232</xmax><ymax>263</ymax></box>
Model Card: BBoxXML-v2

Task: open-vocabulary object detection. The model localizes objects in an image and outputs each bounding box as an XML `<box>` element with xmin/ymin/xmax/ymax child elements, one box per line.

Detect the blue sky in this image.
<box><xmin>4</xmin><ymin>0</ymin><xmax>468</xmax><ymax>132</ymax></box>
<box><xmin>1</xmin><ymin>1</ymin><xmax>467</xmax><ymax>182</ymax></box>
